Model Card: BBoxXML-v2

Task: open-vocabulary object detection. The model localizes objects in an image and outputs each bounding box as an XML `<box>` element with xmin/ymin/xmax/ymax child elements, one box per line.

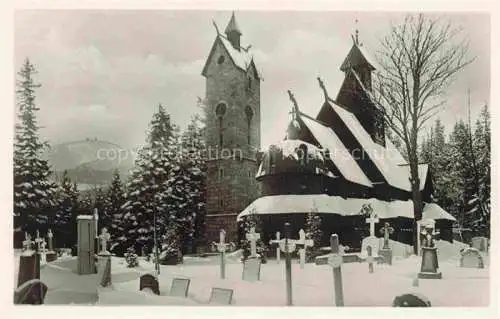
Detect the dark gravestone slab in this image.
<box><xmin>378</xmin><ymin>248</ymin><xmax>393</xmax><ymax>265</ymax></box>
<box><xmin>139</xmin><ymin>274</ymin><xmax>160</xmax><ymax>295</ymax></box>
<box><xmin>418</xmin><ymin>247</ymin><xmax>442</xmax><ymax>279</ymax></box>
<box><xmin>242</xmin><ymin>258</ymin><xmax>261</xmax><ymax>282</ymax></box>
<box><xmin>170</xmin><ymin>277</ymin><xmax>190</xmax><ymax>297</ymax></box>
<box><xmin>98</xmin><ymin>255</ymin><xmax>112</xmax><ymax>287</ymax></box>
<box><xmin>460</xmin><ymin>248</ymin><xmax>484</xmax><ymax>268</ymax></box>
<box><xmin>14</xmin><ymin>279</ymin><xmax>48</xmax><ymax>305</ymax></box>
<box><xmin>392</xmin><ymin>293</ymin><xmax>432</xmax><ymax>307</ymax></box>
<box><xmin>17</xmin><ymin>252</ymin><xmax>38</xmax><ymax>287</ymax></box>
<box><xmin>46</xmin><ymin>252</ymin><xmax>57</xmax><ymax>263</ymax></box>
<box><xmin>209</xmin><ymin>287</ymin><xmax>234</xmax><ymax>305</ymax></box>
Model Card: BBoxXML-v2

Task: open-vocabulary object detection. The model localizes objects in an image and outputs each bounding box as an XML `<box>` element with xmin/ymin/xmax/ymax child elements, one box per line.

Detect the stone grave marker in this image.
<box><xmin>471</xmin><ymin>237</ymin><xmax>488</xmax><ymax>253</ymax></box>
<box><xmin>363</xmin><ymin>204</ymin><xmax>379</xmax><ymax>237</ymax></box>
<box><xmin>40</xmin><ymin>240</ymin><xmax>48</xmax><ymax>264</ymax></box>
<box><xmin>139</xmin><ymin>273</ymin><xmax>160</xmax><ymax>295</ymax></box>
<box><xmin>392</xmin><ymin>293</ymin><xmax>431</xmax><ymax>307</ymax></box>
<box><xmin>269</xmin><ymin>231</ymin><xmax>281</xmax><ymax>263</ymax></box>
<box><xmin>378</xmin><ymin>222</ymin><xmax>394</xmax><ymax>265</ymax></box>
<box><xmin>242</xmin><ymin>257</ymin><xmax>261</xmax><ymax>282</ymax></box>
<box><xmin>14</xmin><ymin>279</ymin><xmax>48</xmax><ymax>305</ymax></box>
<box><xmin>17</xmin><ymin>249</ymin><xmax>38</xmax><ymax>288</ymax></box>
<box><xmin>245</xmin><ymin>227</ymin><xmax>261</xmax><ymax>258</ymax></box>
<box><xmin>296</xmin><ymin>229</ymin><xmax>314</xmax><ymax>269</ymax></box>
<box><xmin>418</xmin><ymin>226</ymin><xmax>442</xmax><ymax>279</ymax></box>
<box><xmin>281</xmin><ymin>222</ymin><xmax>297</xmax><ymax>306</ymax></box>
<box><xmin>99</xmin><ymin>227</ymin><xmax>111</xmax><ymax>253</ymax></box>
<box><xmin>459</xmin><ymin>247</ymin><xmax>484</xmax><ymax>268</ymax></box>
<box><xmin>214</xmin><ymin>229</ymin><xmax>231</xmax><ymax>279</ymax></box>
<box><xmin>77</xmin><ymin>215</ymin><xmax>97</xmax><ymax>275</ymax></box>
<box><xmin>46</xmin><ymin>229</ymin><xmax>57</xmax><ymax>262</ymax></box>
<box><xmin>366</xmin><ymin>245</ymin><xmax>374</xmax><ymax>273</ymax></box>
<box><xmin>328</xmin><ymin>234</ymin><xmax>344</xmax><ymax>306</ymax></box>
<box><xmin>97</xmin><ymin>230</ymin><xmax>112</xmax><ymax>288</ymax></box>
<box><xmin>170</xmin><ymin>277</ymin><xmax>191</xmax><ymax>297</ymax></box>
<box><xmin>209</xmin><ymin>287</ymin><xmax>234</xmax><ymax>305</ymax></box>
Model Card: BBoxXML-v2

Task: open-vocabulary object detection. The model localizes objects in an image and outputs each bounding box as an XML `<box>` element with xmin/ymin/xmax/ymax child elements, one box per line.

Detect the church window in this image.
<box><xmin>219</xmin><ymin>167</ymin><xmax>224</xmax><ymax>180</ymax></box>
<box><xmin>219</xmin><ymin>199</ymin><xmax>224</xmax><ymax>209</ymax></box>
<box><xmin>216</xmin><ymin>103</ymin><xmax>227</xmax><ymax>147</ymax></box>
<box><xmin>217</xmin><ymin>55</ymin><xmax>225</xmax><ymax>65</ymax></box>
<box><xmin>245</xmin><ymin>105</ymin><xmax>254</xmax><ymax>145</ymax></box>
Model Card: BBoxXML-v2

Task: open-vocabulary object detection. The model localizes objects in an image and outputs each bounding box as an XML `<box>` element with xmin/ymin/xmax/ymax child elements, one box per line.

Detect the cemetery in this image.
<box><xmin>13</xmin><ymin>220</ymin><xmax>490</xmax><ymax>306</ymax></box>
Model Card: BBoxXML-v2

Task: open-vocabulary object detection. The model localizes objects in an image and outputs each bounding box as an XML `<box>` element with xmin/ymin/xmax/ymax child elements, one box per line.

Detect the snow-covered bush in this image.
<box><xmin>124</xmin><ymin>246</ymin><xmax>139</xmax><ymax>268</ymax></box>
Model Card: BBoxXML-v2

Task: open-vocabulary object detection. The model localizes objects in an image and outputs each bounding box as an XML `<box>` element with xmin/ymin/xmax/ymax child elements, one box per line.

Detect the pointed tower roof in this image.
<box><xmin>340</xmin><ymin>43</ymin><xmax>376</xmax><ymax>72</ymax></box>
<box><xmin>225</xmin><ymin>12</ymin><xmax>242</xmax><ymax>35</ymax></box>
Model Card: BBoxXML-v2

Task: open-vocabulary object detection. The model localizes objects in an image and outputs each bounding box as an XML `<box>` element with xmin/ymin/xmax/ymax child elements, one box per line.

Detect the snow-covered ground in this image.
<box><xmin>13</xmin><ymin>240</ymin><xmax>490</xmax><ymax>306</ymax></box>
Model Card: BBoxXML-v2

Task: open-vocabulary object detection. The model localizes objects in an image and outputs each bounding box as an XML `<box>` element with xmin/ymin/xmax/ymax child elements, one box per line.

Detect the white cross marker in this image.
<box><xmin>269</xmin><ymin>231</ymin><xmax>281</xmax><ymax>263</ymax></box>
<box><xmin>366</xmin><ymin>211</ymin><xmax>379</xmax><ymax>237</ymax></box>
<box><xmin>35</xmin><ymin>230</ymin><xmax>43</xmax><ymax>251</ymax></box>
<box><xmin>23</xmin><ymin>232</ymin><xmax>32</xmax><ymax>251</ymax></box>
<box><xmin>246</xmin><ymin>227</ymin><xmax>260</xmax><ymax>258</ymax></box>
<box><xmin>297</xmin><ymin>229</ymin><xmax>314</xmax><ymax>269</ymax></box>
<box><xmin>213</xmin><ymin>229</ymin><xmax>230</xmax><ymax>279</ymax></box>
<box><xmin>47</xmin><ymin>229</ymin><xmax>54</xmax><ymax>251</ymax></box>
<box><xmin>99</xmin><ymin>228</ymin><xmax>111</xmax><ymax>253</ymax></box>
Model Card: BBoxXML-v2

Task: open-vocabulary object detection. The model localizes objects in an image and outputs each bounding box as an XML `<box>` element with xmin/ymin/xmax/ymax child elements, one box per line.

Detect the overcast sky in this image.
<box><xmin>14</xmin><ymin>10</ymin><xmax>490</xmax><ymax>149</ymax></box>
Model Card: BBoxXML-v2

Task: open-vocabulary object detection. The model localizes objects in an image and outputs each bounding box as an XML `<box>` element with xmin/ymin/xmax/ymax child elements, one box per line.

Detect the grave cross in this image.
<box><xmin>269</xmin><ymin>231</ymin><xmax>281</xmax><ymax>263</ymax></box>
<box><xmin>99</xmin><ymin>228</ymin><xmax>111</xmax><ymax>254</ymax></box>
<box><xmin>328</xmin><ymin>234</ymin><xmax>344</xmax><ymax>307</ymax></box>
<box><xmin>297</xmin><ymin>229</ymin><xmax>314</xmax><ymax>269</ymax></box>
<box><xmin>213</xmin><ymin>229</ymin><xmax>231</xmax><ymax>279</ymax></box>
<box><xmin>47</xmin><ymin>229</ymin><xmax>54</xmax><ymax>252</ymax></box>
<box><xmin>23</xmin><ymin>233</ymin><xmax>32</xmax><ymax>251</ymax></box>
<box><xmin>34</xmin><ymin>230</ymin><xmax>43</xmax><ymax>252</ymax></box>
<box><xmin>421</xmin><ymin>226</ymin><xmax>440</xmax><ymax>248</ymax></box>
<box><xmin>366</xmin><ymin>245</ymin><xmax>374</xmax><ymax>273</ymax></box>
<box><xmin>246</xmin><ymin>227</ymin><xmax>260</xmax><ymax>258</ymax></box>
<box><xmin>364</xmin><ymin>206</ymin><xmax>379</xmax><ymax>237</ymax></box>
<box><xmin>379</xmin><ymin>222</ymin><xmax>394</xmax><ymax>249</ymax></box>
<box><xmin>284</xmin><ymin>222</ymin><xmax>293</xmax><ymax>306</ymax></box>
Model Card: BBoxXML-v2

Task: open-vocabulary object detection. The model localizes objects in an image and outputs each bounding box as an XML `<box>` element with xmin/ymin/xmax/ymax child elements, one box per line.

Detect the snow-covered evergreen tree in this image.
<box><xmin>473</xmin><ymin>104</ymin><xmax>490</xmax><ymax>236</ymax></box>
<box><xmin>93</xmin><ymin>186</ymin><xmax>108</xmax><ymax>233</ymax></box>
<box><xmin>54</xmin><ymin>170</ymin><xmax>79</xmax><ymax>247</ymax></box>
<box><xmin>106</xmin><ymin>169</ymin><xmax>126</xmax><ymax>252</ymax></box>
<box><xmin>14</xmin><ymin>59</ymin><xmax>58</xmax><ymax>234</ymax></box>
<box><xmin>305</xmin><ymin>203</ymin><xmax>322</xmax><ymax>260</ymax></box>
<box><xmin>118</xmin><ymin>104</ymin><xmax>177</xmax><ymax>256</ymax></box>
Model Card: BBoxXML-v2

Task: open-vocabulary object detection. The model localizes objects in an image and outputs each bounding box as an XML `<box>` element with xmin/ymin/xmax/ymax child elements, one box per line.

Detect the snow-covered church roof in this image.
<box><xmin>237</xmin><ymin>194</ymin><xmax>456</xmax><ymax>222</ymax></box>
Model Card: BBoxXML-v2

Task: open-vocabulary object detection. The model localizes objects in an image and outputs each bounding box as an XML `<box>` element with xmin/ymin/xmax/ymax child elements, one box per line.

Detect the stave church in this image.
<box><xmin>201</xmin><ymin>13</ymin><xmax>455</xmax><ymax>251</ymax></box>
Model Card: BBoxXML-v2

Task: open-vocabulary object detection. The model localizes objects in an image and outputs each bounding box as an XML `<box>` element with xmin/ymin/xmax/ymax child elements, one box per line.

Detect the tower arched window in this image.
<box><xmin>245</xmin><ymin>105</ymin><xmax>254</xmax><ymax>145</ymax></box>
<box><xmin>215</xmin><ymin>103</ymin><xmax>227</xmax><ymax>148</ymax></box>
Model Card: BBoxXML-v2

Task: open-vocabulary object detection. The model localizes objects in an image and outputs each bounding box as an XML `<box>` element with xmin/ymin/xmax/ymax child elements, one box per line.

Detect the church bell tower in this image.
<box><xmin>201</xmin><ymin>13</ymin><xmax>261</xmax><ymax>244</ymax></box>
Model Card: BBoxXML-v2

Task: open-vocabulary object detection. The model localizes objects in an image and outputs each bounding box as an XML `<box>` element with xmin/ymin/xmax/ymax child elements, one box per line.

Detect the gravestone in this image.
<box><xmin>328</xmin><ymin>234</ymin><xmax>344</xmax><ymax>307</ymax></box>
<box><xmin>281</xmin><ymin>222</ymin><xmax>295</xmax><ymax>306</ymax></box>
<box><xmin>214</xmin><ymin>229</ymin><xmax>230</xmax><ymax>279</ymax></box>
<box><xmin>378</xmin><ymin>222</ymin><xmax>394</xmax><ymax>265</ymax></box>
<box><xmin>170</xmin><ymin>277</ymin><xmax>191</xmax><ymax>297</ymax></box>
<box><xmin>97</xmin><ymin>253</ymin><xmax>112</xmax><ymax>287</ymax></box>
<box><xmin>245</xmin><ymin>227</ymin><xmax>261</xmax><ymax>258</ymax></box>
<box><xmin>139</xmin><ymin>273</ymin><xmax>160</xmax><ymax>295</ymax></box>
<box><xmin>459</xmin><ymin>248</ymin><xmax>484</xmax><ymax>268</ymax></box>
<box><xmin>366</xmin><ymin>245</ymin><xmax>374</xmax><ymax>273</ymax></box>
<box><xmin>46</xmin><ymin>229</ymin><xmax>57</xmax><ymax>262</ymax></box>
<box><xmin>392</xmin><ymin>293</ymin><xmax>431</xmax><ymax>307</ymax></box>
<box><xmin>269</xmin><ymin>231</ymin><xmax>281</xmax><ymax>263</ymax></box>
<box><xmin>77</xmin><ymin>215</ymin><xmax>97</xmax><ymax>275</ymax></box>
<box><xmin>470</xmin><ymin>237</ymin><xmax>488</xmax><ymax>253</ymax></box>
<box><xmin>209</xmin><ymin>287</ymin><xmax>234</xmax><ymax>305</ymax></box>
<box><xmin>418</xmin><ymin>226</ymin><xmax>442</xmax><ymax>279</ymax></box>
<box><xmin>242</xmin><ymin>257</ymin><xmax>261</xmax><ymax>281</ymax></box>
<box><xmin>17</xmin><ymin>250</ymin><xmax>38</xmax><ymax>287</ymax></box>
<box><xmin>13</xmin><ymin>279</ymin><xmax>48</xmax><ymax>305</ymax></box>
<box><xmin>296</xmin><ymin>229</ymin><xmax>313</xmax><ymax>269</ymax></box>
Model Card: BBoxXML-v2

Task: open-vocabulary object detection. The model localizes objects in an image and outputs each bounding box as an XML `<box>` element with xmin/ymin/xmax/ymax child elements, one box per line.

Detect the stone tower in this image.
<box><xmin>201</xmin><ymin>13</ymin><xmax>261</xmax><ymax>244</ymax></box>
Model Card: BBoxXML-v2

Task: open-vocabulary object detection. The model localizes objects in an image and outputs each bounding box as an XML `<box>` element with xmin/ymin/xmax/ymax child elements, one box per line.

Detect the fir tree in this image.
<box><xmin>473</xmin><ymin>104</ymin><xmax>490</xmax><ymax>236</ymax></box>
<box><xmin>118</xmin><ymin>104</ymin><xmax>177</xmax><ymax>256</ymax></box>
<box><xmin>54</xmin><ymin>170</ymin><xmax>79</xmax><ymax>247</ymax></box>
<box><xmin>106</xmin><ymin>169</ymin><xmax>126</xmax><ymax>250</ymax></box>
<box><xmin>305</xmin><ymin>204</ymin><xmax>322</xmax><ymax>261</ymax></box>
<box><xmin>14</xmin><ymin>59</ymin><xmax>58</xmax><ymax>233</ymax></box>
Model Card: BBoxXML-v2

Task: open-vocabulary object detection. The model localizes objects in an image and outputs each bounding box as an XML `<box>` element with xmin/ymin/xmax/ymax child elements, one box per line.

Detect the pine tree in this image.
<box><xmin>118</xmin><ymin>104</ymin><xmax>177</xmax><ymax>256</ymax></box>
<box><xmin>305</xmin><ymin>204</ymin><xmax>322</xmax><ymax>261</ymax></box>
<box><xmin>14</xmin><ymin>59</ymin><xmax>58</xmax><ymax>234</ymax></box>
<box><xmin>473</xmin><ymin>104</ymin><xmax>490</xmax><ymax>236</ymax></box>
<box><xmin>54</xmin><ymin>170</ymin><xmax>79</xmax><ymax>247</ymax></box>
<box><xmin>106</xmin><ymin>169</ymin><xmax>126</xmax><ymax>251</ymax></box>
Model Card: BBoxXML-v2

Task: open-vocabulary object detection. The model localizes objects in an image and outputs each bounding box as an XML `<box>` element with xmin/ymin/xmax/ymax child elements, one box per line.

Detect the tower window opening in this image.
<box><xmin>219</xmin><ymin>167</ymin><xmax>224</xmax><ymax>180</ymax></box>
<box><xmin>217</xmin><ymin>55</ymin><xmax>225</xmax><ymax>65</ymax></box>
<box><xmin>216</xmin><ymin>103</ymin><xmax>227</xmax><ymax>148</ymax></box>
<box><xmin>245</xmin><ymin>105</ymin><xmax>254</xmax><ymax>145</ymax></box>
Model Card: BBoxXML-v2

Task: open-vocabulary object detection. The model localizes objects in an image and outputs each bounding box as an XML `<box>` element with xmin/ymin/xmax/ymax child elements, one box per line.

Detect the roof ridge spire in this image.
<box><xmin>287</xmin><ymin>90</ymin><xmax>300</xmax><ymax>120</ymax></box>
<box><xmin>225</xmin><ymin>11</ymin><xmax>242</xmax><ymax>35</ymax></box>
<box><xmin>317</xmin><ymin>77</ymin><xmax>330</xmax><ymax>101</ymax></box>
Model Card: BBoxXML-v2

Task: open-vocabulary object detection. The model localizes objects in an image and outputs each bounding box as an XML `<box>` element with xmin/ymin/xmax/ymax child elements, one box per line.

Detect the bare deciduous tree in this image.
<box><xmin>373</xmin><ymin>14</ymin><xmax>474</xmax><ymax>253</ymax></box>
